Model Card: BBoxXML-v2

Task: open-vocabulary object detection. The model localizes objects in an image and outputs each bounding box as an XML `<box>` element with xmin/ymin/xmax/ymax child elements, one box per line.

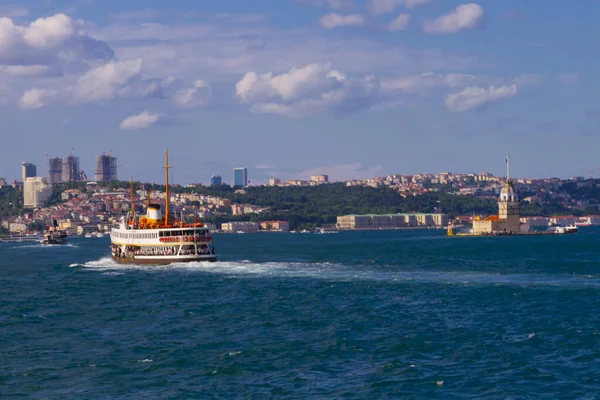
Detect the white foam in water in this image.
<box><xmin>71</xmin><ymin>257</ymin><xmax>600</xmax><ymax>287</ymax></box>
<box><xmin>16</xmin><ymin>243</ymin><xmax>79</xmax><ymax>249</ymax></box>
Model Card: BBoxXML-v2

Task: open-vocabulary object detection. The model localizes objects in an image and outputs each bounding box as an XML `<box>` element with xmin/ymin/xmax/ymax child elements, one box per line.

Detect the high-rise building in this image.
<box><xmin>95</xmin><ymin>152</ymin><xmax>118</xmax><ymax>182</ymax></box>
<box><xmin>61</xmin><ymin>155</ymin><xmax>80</xmax><ymax>182</ymax></box>
<box><xmin>48</xmin><ymin>157</ymin><xmax>63</xmax><ymax>184</ymax></box>
<box><xmin>23</xmin><ymin>177</ymin><xmax>52</xmax><ymax>208</ymax></box>
<box><xmin>22</xmin><ymin>162</ymin><xmax>36</xmax><ymax>182</ymax></box>
<box><xmin>210</xmin><ymin>175</ymin><xmax>222</xmax><ymax>186</ymax></box>
<box><xmin>233</xmin><ymin>168</ymin><xmax>248</xmax><ymax>187</ymax></box>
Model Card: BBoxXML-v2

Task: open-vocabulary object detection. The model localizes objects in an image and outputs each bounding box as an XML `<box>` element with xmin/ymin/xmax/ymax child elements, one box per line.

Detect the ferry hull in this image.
<box><xmin>111</xmin><ymin>255</ymin><xmax>217</xmax><ymax>265</ymax></box>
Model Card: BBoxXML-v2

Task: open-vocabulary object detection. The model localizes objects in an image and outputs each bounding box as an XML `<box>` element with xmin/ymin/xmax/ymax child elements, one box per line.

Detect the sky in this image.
<box><xmin>0</xmin><ymin>0</ymin><xmax>598</xmax><ymax>185</ymax></box>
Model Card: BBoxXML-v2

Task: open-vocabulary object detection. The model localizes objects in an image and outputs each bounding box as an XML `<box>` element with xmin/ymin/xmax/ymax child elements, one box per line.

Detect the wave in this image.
<box><xmin>5</xmin><ymin>243</ymin><xmax>79</xmax><ymax>249</ymax></box>
<box><xmin>69</xmin><ymin>257</ymin><xmax>600</xmax><ymax>288</ymax></box>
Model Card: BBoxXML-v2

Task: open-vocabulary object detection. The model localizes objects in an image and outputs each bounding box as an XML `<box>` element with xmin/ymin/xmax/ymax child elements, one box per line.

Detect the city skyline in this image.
<box><xmin>4</xmin><ymin>150</ymin><xmax>600</xmax><ymax>186</ymax></box>
<box><xmin>0</xmin><ymin>1</ymin><xmax>598</xmax><ymax>183</ymax></box>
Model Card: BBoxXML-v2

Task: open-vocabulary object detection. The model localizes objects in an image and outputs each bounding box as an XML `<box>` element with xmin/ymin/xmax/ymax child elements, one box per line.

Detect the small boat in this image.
<box><xmin>547</xmin><ymin>225</ymin><xmax>579</xmax><ymax>234</ymax></box>
<box><xmin>315</xmin><ymin>228</ymin><xmax>339</xmax><ymax>234</ymax></box>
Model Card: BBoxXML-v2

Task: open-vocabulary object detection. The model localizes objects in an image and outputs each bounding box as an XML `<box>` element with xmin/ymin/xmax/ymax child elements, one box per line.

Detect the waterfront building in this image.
<box><xmin>23</xmin><ymin>177</ymin><xmax>52</xmax><ymax>208</ymax></box>
<box><xmin>210</xmin><ymin>175</ymin><xmax>222</xmax><ymax>186</ymax></box>
<box><xmin>259</xmin><ymin>221</ymin><xmax>290</xmax><ymax>231</ymax></box>
<box><xmin>95</xmin><ymin>153</ymin><xmax>117</xmax><ymax>182</ymax></box>
<box><xmin>22</xmin><ymin>162</ymin><xmax>36</xmax><ymax>182</ymax></box>
<box><xmin>233</xmin><ymin>168</ymin><xmax>248</xmax><ymax>187</ymax></box>
<box><xmin>221</xmin><ymin>221</ymin><xmax>258</xmax><ymax>233</ymax></box>
<box><xmin>549</xmin><ymin>216</ymin><xmax>578</xmax><ymax>226</ymax></box>
<box><xmin>336</xmin><ymin>213</ymin><xmax>448</xmax><ymax>230</ymax></box>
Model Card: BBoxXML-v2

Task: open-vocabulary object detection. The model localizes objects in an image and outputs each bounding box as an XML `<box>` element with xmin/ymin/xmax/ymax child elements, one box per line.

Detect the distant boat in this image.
<box><xmin>0</xmin><ymin>232</ymin><xmax>41</xmax><ymax>243</ymax></box>
<box><xmin>315</xmin><ymin>228</ymin><xmax>339</xmax><ymax>234</ymax></box>
<box><xmin>41</xmin><ymin>219</ymin><xmax>68</xmax><ymax>245</ymax></box>
<box><xmin>41</xmin><ymin>230</ymin><xmax>68</xmax><ymax>245</ymax></box>
<box><xmin>547</xmin><ymin>225</ymin><xmax>578</xmax><ymax>234</ymax></box>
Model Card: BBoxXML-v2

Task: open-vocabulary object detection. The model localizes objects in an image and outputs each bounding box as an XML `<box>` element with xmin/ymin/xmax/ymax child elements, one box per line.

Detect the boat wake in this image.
<box><xmin>5</xmin><ymin>243</ymin><xmax>79</xmax><ymax>249</ymax></box>
<box><xmin>70</xmin><ymin>257</ymin><xmax>600</xmax><ymax>288</ymax></box>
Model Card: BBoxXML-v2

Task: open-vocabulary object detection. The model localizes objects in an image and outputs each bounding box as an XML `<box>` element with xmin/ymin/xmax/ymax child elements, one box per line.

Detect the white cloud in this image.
<box><xmin>71</xmin><ymin>59</ymin><xmax>143</xmax><ymax>102</ymax></box>
<box><xmin>423</xmin><ymin>3</ymin><xmax>485</xmax><ymax>34</ymax></box>
<box><xmin>236</xmin><ymin>63</ymin><xmax>346</xmax><ymax>103</ymax></box>
<box><xmin>236</xmin><ymin>63</ymin><xmax>384</xmax><ymax>117</ymax></box>
<box><xmin>0</xmin><ymin>13</ymin><xmax>113</xmax><ymax>72</ymax></box>
<box><xmin>388</xmin><ymin>14</ymin><xmax>410</xmax><ymax>31</ymax></box>
<box><xmin>143</xmin><ymin>75</ymin><xmax>175</xmax><ymax>97</ymax></box>
<box><xmin>119</xmin><ymin>110</ymin><xmax>161</xmax><ymax>130</ymax></box>
<box><xmin>92</xmin><ymin>14</ymin><xmax>479</xmax><ymax>81</ymax></box>
<box><xmin>381</xmin><ymin>72</ymin><xmax>476</xmax><ymax>94</ymax></box>
<box><xmin>319</xmin><ymin>13</ymin><xmax>365</xmax><ymax>29</ymax></box>
<box><xmin>174</xmin><ymin>80</ymin><xmax>211</xmax><ymax>108</ymax></box>
<box><xmin>18</xmin><ymin>88</ymin><xmax>56</xmax><ymax>109</ymax></box>
<box><xmin>369</xmin><ymin>0</ymin><xmax>431</xmax><ymax>15</ymax></box>
<box><xmin>22</xmin><ymin>14</ymin><xmax>75</xmax><ymax>49</ymax></box>
<box><xmin>234</xmin><ymin>63</ymin><xmax>528</xmax><ymax>117</ymax></box>
<box><xmin>445</xmin><ymin>84</ymin><xmax>517</xmax><ymax>112</ymax></box>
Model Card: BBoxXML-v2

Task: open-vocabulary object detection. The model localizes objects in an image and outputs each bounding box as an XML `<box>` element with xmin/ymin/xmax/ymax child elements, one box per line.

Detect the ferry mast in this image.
<box><xmin>164</xmin><ymin>149</ymin><xmax>170</xmax><ymax>227</ymax></box>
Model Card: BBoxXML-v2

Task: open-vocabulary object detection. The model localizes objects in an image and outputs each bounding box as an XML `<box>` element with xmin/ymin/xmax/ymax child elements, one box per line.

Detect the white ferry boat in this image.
<box><xmin>0</xmin><ymin>232</ymin><xmax>42</xmax><ymax>243</ymax></box>
<box><xmin>109</xmin><ymin>150</ymin><xmax>216</xmax><ymax>265</ymax></box>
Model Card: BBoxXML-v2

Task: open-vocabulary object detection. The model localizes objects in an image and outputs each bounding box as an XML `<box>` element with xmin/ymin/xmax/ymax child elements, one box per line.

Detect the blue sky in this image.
<box><xmin>0</xmin><ymin>0</ymin><xmax>597</xmax><ymax>184</ymax></box>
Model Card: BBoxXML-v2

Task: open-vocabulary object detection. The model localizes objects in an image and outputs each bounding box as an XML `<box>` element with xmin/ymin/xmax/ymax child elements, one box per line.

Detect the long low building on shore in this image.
<box><xmin>337</xmin><ymin>213</ymin><xmax>448</xmax><ymax>230</ymax></box>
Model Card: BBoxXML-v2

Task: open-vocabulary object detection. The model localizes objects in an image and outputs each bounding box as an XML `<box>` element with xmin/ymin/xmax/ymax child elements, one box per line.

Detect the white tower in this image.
<box><xmin>498</xmin><ymin>153</ymin><xmax>520</xmax><ymax>231</ymax></box>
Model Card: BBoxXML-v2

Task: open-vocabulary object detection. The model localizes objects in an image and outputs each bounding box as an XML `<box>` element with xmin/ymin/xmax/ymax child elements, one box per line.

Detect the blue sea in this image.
<box><xmin>2</xmin><ymin>229</ymin><xmax>600</xmax><ymax>399</ymax></box>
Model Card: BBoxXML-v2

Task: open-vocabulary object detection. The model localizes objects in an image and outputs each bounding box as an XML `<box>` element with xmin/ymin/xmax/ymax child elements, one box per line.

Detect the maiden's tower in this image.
<box><xmin>469</xmin><ymin>154</ymin><xmax>529</xmax><ymax>235</ymax></box>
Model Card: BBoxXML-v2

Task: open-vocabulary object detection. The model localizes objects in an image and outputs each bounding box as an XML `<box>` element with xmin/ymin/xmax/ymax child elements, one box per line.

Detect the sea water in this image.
<box><xmin>2</xmin><ymin>229</ymin><xmax>600</xmax><ymax>399</ymax></box>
